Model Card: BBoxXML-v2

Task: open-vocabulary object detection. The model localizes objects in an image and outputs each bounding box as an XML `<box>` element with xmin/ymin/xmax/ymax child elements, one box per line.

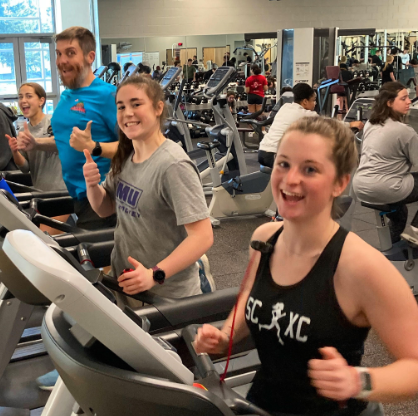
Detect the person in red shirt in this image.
<box><xmin>245</xmin><ymin>64</ymin><xmax>268</xmax><ymax>113</ymax></box>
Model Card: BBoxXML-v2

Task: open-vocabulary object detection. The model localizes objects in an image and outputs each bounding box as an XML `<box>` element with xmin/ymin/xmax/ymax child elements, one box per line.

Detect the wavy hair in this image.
<box><xmin>369</xmin><ymin>81</ymin><xmax>405</xmax><ymax>125</ymax></box>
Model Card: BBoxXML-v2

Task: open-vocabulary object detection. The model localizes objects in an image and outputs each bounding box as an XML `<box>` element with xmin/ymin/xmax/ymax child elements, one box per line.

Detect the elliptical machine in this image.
<box><xmin>196</xmin><ymin>67</ymin><xmax>274</xmax><ymax>226</ymax></box>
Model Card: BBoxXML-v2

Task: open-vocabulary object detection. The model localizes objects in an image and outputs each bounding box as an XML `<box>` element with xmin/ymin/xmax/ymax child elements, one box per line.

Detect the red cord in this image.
<box><xmin>220</xmin><ymin>250</ymin><xmax>258</xmax><ymax>382</ymax></box>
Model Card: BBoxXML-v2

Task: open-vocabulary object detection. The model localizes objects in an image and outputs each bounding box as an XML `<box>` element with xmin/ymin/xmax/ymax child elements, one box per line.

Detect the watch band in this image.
<box><xmin>152</xmin><ymin>266</ymin><xmax>165</xmax><ymax>284</ymax></box>
<box><xmin>91</xmin><ymin>141</ymin><xmax>102</xmax><ymax>156</ymax></box>
<box><xmin>353</xmin><ymin>367</ymin><xmax>373</xmax><ymax>400</ymax></box>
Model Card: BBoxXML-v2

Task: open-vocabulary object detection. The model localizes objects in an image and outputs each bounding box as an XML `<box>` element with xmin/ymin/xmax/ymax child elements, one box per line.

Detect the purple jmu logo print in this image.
<box><xmin>116</xmin><ymin>180</ymin><xmax>142</xmax><ymax>209</ymax></box>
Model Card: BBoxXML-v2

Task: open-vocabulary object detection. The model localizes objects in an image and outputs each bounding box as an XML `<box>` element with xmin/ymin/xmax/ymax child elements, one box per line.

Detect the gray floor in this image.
<box><xmin>205</xmin><ymin>149</ymin><xmax>418</xmax><ymax>415</ymax></box>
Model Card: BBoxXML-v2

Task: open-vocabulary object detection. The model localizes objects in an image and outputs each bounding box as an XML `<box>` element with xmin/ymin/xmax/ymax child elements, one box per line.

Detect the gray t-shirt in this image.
<box><xmin>102</xmin><ymin>139</ymin><xmax>209</xmax><ymax>298</ymax></box>
<box><xmin>20</xmin><ymin>115</ymin><xmax>67</xmax><ymax>192</ymax></box>
<box><xmin>353</xmin><ymin>119</ymin><xmax>418</xmax><ymax>204</ymax></box>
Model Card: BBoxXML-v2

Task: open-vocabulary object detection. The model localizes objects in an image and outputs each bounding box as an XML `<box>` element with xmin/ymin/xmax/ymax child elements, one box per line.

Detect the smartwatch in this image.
<box><xmin>354</xmin><ymin>367</ymin><xmax>373</xmax><ymax>400</ymax></box>
<box><xmin>152</xmin><ymin>266</ymin><xmax>166</xmax><ymax>285</ymax></box>
<box><xmin>91</xmin><ymin>141</ymin><xmax>102</xmax><ymax>156</ymax></box>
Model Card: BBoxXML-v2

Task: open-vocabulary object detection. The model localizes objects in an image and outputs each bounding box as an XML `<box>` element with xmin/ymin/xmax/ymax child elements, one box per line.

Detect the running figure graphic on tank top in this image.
<box><xmin>247</xmin><ymin>296</ymin><xmax>312</xmax><ymax>345</ymax></box>
<box><xmin>259</xmin><ymin>302</ymin><xmax>287</xmax><ymax>345</ymax></box>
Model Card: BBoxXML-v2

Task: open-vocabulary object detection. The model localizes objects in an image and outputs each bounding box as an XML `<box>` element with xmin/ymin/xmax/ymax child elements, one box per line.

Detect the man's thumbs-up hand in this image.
<box><xmin>308</xmin><ymin>347</ymin><xmax>360</xmax><ymax>401</ymax></box>
<box><xmin>83</xmin><ymin>149</ymin><xmax>101</xmax><ymax>188</ymax></box>
<box><xmin>70</xmin><ymin>121</ymin><xmax>94</xmax><ymax>153</ymax></box>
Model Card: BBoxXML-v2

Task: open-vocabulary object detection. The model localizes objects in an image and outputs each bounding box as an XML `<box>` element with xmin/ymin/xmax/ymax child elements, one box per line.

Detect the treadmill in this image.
<box><xmin>3</xmin><ymin>230</ymin><xmax>265</xmax><ymax>416</ymax></box>
<box><xmin>0</xmin><ymin>191</ymin><xmax>244</xmax><ymax>414</ymax></box>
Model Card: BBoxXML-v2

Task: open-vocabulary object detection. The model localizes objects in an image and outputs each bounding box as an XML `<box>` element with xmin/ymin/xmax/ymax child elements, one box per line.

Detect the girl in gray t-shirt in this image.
<box><xmin>83</xmin><ymin>75</ymin><xmax>213</xmax><ymax>299</ymax></box>
<box><xmin>7</xmin><ymin>83</ymin><xmax>66</xmax><ymax>193</ymax></box>
<box><xmin>353</xmin><ymin>82</ymin><xmax>417</xmax><ymax>243</ymax></box>
<box><xmin>6</xmin><ymin>83</ymin><xmax>68</xmax><ymax>235</ymax></box>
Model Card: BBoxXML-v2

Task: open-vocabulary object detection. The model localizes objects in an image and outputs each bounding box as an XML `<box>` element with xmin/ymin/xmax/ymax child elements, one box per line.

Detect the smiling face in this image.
<box><xmin>272</xmin><ymin>130</ymin><xmax>346</xmax><ymax>222</ymax></box>
<box><xmin>55</xmin><ymin>39</ymin><xmax>94</xmax><ymax>89</ymax></box>
<box><xmin>18</xmin><ymin>85</ymin><xmax>45</xmax><ymax>120</ymax></box>
<box><xmin>116</xmin><ymin>84</ymin><xmax>164</xmax><ymax>142</ymax></box>
<box><xmin>388</xmin><ymin>88</ymin><xmax>411</xmax><ymax>115</ymax></box>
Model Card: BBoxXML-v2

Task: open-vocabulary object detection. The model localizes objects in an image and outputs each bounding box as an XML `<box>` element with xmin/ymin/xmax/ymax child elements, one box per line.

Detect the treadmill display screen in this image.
<box><xmin>160</xmin><ymin>68</ymin><xmax>179</xmax><ymax>88</ymax></box>
<box><xmin>407</xmin><ymin>109</ymin><xmax>418</xmax><ymax>134</ymax></box>
<box><xmin>207</xmin><ymin>68</ymin><xmax>230</xmax><ymax>88</ymax></box>
<box><xmin>345</xmin><ymin>99</ymin><xmax>374</xmax><ymax>122</ymax></box>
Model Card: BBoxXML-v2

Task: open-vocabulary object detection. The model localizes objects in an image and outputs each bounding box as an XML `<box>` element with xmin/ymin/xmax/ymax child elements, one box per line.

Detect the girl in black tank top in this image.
<box><xmin>193</xmin><ymin>117</ymin><xmax>418</xmax><ymax>416</ymax></box>
<box><xmin>245</xmin><ymin>226</ymin><xmax>369</xmax><ymax>415</ymax></box>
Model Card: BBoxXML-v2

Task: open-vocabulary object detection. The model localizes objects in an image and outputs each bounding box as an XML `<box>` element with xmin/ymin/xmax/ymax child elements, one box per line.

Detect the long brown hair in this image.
<box><xmin>111</xmin><ymin>75</ymin><xmax>168</xmax><ymax>176</ymax></box>
<box><xmin>280</xmin><ymin>117</ymin><xmax>357</xmax><ymax>219</ymax></box>
<box><xmin>369</xmin><ymin>82</ymin><xmax>406</xmax><ymax>125</ymax></box>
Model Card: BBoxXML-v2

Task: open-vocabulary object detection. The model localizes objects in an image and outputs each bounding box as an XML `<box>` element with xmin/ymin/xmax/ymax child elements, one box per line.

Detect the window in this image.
<box><xmin>0</xmin><ymin>0</ymin><xmax>54</xmax><ymax>35</ymax></box>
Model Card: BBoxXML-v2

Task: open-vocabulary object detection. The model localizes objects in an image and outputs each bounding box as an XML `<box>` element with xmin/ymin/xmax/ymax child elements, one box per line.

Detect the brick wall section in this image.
<box><xmin>98</xmin><ymin>0</ymin><xmax>418</xmax><ymax>39</ymax></box>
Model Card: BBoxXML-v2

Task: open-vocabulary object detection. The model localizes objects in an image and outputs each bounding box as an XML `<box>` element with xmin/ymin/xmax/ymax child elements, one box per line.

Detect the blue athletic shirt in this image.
<box><xmin>52</xmin><ymin>77</ymin><xmax>118</xmax><ymax>200</ymax></box>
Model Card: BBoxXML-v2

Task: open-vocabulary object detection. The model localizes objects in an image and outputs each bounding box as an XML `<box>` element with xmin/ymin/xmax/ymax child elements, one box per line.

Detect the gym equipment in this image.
<box><xmin>2</xmin><ymin>230</ymin><xmax>267</xmax><ymax>416</ymax></box>
<box><xmin>161</xmin><ymin>67</ymin><xmax>194</xmax><ymax>154</ymax></box>
<box><xmin>0</xmin><ymin>190</ymin><xmax>240</xmax><ymax>413</ymax></box>
<box><xmin>93</xmin><ymin>65</ymin><xmax>108</xmax><ymax>79</ymax></box>
<box><xmin>238</xmin><ymin>92</ymin><xmax>294</xmax><ymax>151</ymax></box>
<box><xmin>350</xmin><ymin>100</ymin><xmax>418</xmax><ymax>296</ymax></box>
<box><xmin>167</xmin><ymin>67</ymin><xmax>249</xmax><ymax>194</ymax></box>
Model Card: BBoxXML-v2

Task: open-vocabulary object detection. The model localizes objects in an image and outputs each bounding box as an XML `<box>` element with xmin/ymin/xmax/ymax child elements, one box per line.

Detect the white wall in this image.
<box><xmin>56</xmin><ymin>0</ymin><xmax>93</xmax><ymax>33</ymax></box>
<box><xmin>98</xmin><ymin>0</ymin><xmax>418</xmax><ymax>39</ymax></box>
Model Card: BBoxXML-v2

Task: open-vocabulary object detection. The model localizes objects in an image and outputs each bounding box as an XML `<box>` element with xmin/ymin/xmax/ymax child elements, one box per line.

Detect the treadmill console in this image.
<box><xmin>94</xmin><ymin>66</ymin><xmax>107</xmax><ymax>79</ymax></box>
<box><xmin>406</xmin><ymin>108</ymin><xmax>418</xmax><ymax>133</ymax></box>
<box><xmin>344</xmin><ymin>98</ymin><xmax>374</xmax><ymax>122</ymax></box>
<box><xmin>160</xmin><ymin>67</ymin><xmax>182</xmax><ymax>90</ymax></box>
<box><xmin>205</xmin><ymin>67</ymin><xmax>236</xmax><ymax>97</ymax></box>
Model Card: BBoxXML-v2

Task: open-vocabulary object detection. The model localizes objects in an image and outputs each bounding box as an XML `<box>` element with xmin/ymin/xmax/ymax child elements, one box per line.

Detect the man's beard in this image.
<box><xmin>58</xmin><ymin>59</ymin><xmax>90</xmax><ymax>89</ymax></box>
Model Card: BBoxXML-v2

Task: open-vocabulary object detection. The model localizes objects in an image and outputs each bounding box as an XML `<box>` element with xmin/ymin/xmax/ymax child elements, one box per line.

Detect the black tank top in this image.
<box><xmin>245</xmin><ymin>226</ymin><xmax>370</xmax><ymax>416</ymax></box>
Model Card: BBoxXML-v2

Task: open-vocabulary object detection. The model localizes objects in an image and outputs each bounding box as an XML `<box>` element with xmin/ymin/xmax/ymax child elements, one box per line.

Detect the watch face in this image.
<box><xmin>153</xmin><ymin>269</ymin><xmax>165</xmax><ymax>284</ymax></box>
<box><xmin>92</xmin><ymin>142</ymin><xmax>102</xmax><ymax>156</ymax></box>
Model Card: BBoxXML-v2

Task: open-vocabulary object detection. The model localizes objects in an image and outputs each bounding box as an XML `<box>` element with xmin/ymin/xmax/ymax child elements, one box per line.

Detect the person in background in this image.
<box><xmin>267</xmin><ymin>77</ymin><xmax>276</xmax><ymax>95</ymax></box>
<box><xmin>400</xmin><ymin>47</ymin><xmax>411</xmax><ymax>68</ymax></box>
<box><xmin>183</xmin><ymin>59</ymin><xmax>196</xmax><ymax>82</ymax></box>
<box><xmin>0</xmin><ymin>103</ymin><xmax>18</xmax><ymax>171</ymax></box>
<box><xmin>226</xmin><ymin>91</ymin><xmax>237</xmax><ymax>122</ymax></box>
<box><xmin>139</xmin><ymin>65</ymin><xmax>152</xmax><ymax>78</ymax></box>
<box><xmin>152</xmin><ymin>65</ymin><xmax>162</xmax><ymax>81</ymax></box>
<box><xmin>391</xmin><ymin>49</ymin><xmax>403</xmax><ymax>76</ymax></box>
<box><xmin>123</xmin><ymin>61</ymin><xmax>134</xmax><ymax>74</ymax></box>
<box><xmin>372</xmin><ymin>50</ymin><xmax>383</xmax><ymax>68</ymax></box>
<box><xmin>245</xmin><ymin>64</ymin><xmax>268</xmax><ymax>113</ymax></box>
<box><xmin>230</xmin><ymin>57</ymin><xmax>236</xmax><ymax>68</ymax></box>
<box><xmin>381</xmin><ymin>55</ymin><xmax>396</xmax><ymax>85</ymax></box>
<box><xmin>6</xmin><ymin>82</ymin><xmax>69</xmax><ymax>234</ymax></box>
<box><xmin>222</xmin><ymin>54</ymin><xmax>233</xmax><ymax>67</ymax></box>
<box><xmin>203</xmin><ymin>66</ymin><xmax>216</xmax><ymax>81</ymax></box>
<box><xmin>258</xmin><ymin>83</ymin><xmax>364</xmax><ymax>169</ymax></box>
<box><xmin>339</xmin><ymin>55</ymin><xmax>349</xmax><ymax>70</ymax></box>
<box><xmin>244</xmin><ymin>52</ymin><xmax>253</xmax><ymax>63</ymax></box>
<box><xmin>353</xmin><ymin>82</ymin><xmax>417</xmax><ymax>244</ymax></box>
<box><xmin>192</xmin><ymin>55</ymin><xmax>198</xmax><ymax>67</ymax></box>
<box><xmin>410</xmin><ymin>58</ymin><xmax>418</xmax><ymax>97</ymax></box>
